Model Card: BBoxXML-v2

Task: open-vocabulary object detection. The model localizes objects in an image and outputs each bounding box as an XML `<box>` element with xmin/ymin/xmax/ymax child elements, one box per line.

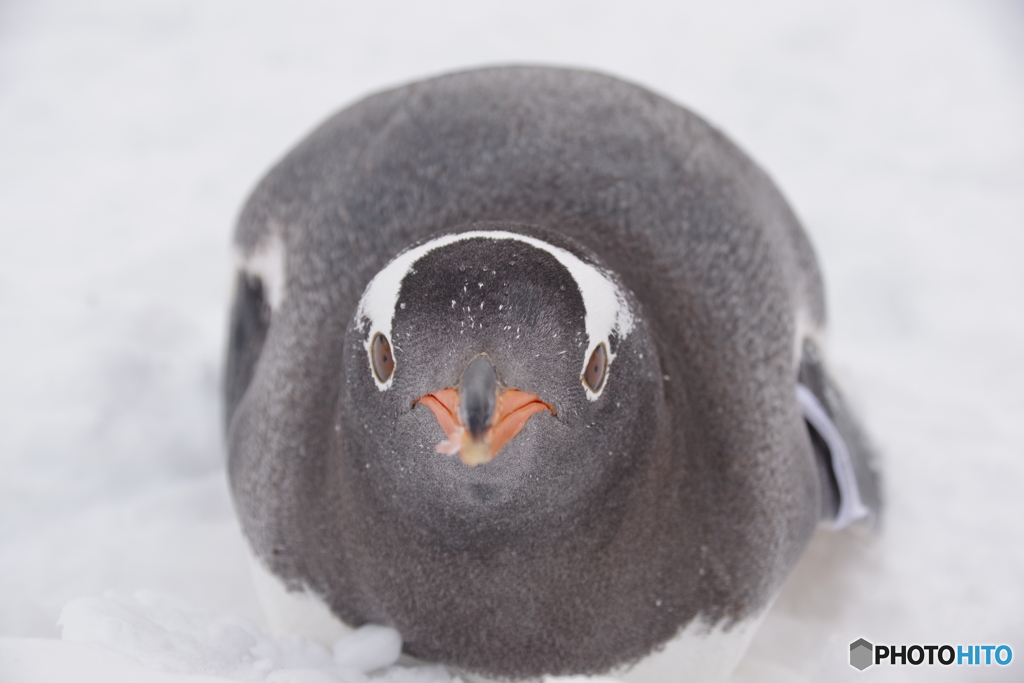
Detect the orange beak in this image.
<box><xmin>415</xmin><ymin>387</ymin><xmax>554</xmax><ymax>466</ymax></box>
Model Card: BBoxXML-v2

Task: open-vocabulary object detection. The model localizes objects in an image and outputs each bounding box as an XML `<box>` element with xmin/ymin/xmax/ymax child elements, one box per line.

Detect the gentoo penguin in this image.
<box><xmin>224</xmin><ymin>66</ymin><xmax>881</xmax><ymax>681</ymax></box>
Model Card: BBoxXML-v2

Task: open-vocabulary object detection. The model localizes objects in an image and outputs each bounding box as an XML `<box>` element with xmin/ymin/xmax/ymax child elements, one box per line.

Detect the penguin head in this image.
<box><xmin>341</xmin><ymin>226</ymin><xmax>664</xmax><ymax>549</ymax></box>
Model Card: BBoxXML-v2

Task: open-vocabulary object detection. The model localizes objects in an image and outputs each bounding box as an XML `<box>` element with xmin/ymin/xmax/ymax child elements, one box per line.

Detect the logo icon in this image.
<box><xmin>850</xmin><ymin>638</ymin><xmax>873</xmax><ymax>670</ymax></box>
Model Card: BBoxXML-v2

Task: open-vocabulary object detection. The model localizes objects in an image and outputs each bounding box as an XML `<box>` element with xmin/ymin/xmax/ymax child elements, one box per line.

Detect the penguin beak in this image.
<box><xmin>415</xmin><ymin>356</ymin><xmax>555</xmax><ymax>466</ymax></box>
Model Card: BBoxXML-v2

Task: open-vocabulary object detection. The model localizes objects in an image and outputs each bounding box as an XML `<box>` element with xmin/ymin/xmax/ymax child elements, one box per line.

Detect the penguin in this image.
<box><xmin>224</xmin><ymin>66</ymin><xmax>881</xmax><ymax>681</ymax></box>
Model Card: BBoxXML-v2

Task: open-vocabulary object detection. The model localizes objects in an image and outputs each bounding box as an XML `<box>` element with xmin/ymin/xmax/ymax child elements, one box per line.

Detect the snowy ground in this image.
<box><xmin>1</xmin><ymin>0</ymin><xmax>1022</xmax><ymax>681</ymax></box>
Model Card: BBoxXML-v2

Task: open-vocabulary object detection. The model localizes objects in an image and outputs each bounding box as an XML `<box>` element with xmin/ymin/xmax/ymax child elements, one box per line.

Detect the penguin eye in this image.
<box><xmin>371</xmin><ymin>333</ymin><xmax>395</xmax><ymax>382</ymax></box>
<box><xmin>583</xmin><ymin>343</ymin><xmax>607</xmax><ymax>393</ymax></box>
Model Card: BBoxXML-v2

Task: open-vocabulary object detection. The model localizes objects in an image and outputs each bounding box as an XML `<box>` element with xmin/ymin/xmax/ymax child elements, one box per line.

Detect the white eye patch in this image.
<box><xmin>355</xmin><ymin>230</ymin><xmax>635</xmax><ymax>398</ymax></box>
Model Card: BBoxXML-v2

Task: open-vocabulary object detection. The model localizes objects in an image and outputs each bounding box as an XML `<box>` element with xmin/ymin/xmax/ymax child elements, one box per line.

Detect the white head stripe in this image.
<box><xmin>356</xmin><ymin>230</ymin><xmax>635</xmax><ymax>396</ymax></box>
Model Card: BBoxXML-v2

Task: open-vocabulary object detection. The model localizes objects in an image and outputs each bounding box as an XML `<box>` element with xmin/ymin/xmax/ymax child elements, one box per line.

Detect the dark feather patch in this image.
<box><xmin>224</xmin><ymin>272</ymin><xmax>271</xmax><ymax>429</ymax></box>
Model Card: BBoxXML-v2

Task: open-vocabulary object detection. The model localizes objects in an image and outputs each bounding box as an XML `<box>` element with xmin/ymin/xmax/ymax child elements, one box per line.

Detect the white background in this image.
<box><xmin>1</xmin><ymin>0</ymin><xmax>1022</xmax><ymax>680</ymax></box>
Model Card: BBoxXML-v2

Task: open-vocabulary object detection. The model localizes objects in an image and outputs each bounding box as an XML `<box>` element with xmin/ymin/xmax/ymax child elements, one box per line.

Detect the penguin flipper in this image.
<box><xmin>224</xmin><ymin>272</ymin><xmax>272</xmax><ymax>431</ymax></box>
<box><xmin>797</xmin><ymin>339</ymin><xmax>883</xmax><ymax>531</ymax></box>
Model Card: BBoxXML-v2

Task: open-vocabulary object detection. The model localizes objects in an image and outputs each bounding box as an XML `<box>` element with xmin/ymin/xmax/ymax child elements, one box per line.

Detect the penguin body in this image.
<box><xmin>225</xmin><ymin>66</ymin><xmax>881</xmax><ymax>680</ymax></box>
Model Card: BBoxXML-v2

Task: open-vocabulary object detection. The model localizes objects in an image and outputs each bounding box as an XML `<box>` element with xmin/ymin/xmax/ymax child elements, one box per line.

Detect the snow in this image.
<box><xmin>3</xmin><ymin>591</ymin><xmax>443</xmax><ymax>682</ymax></box>
<box><xmin>1</xmin><ymin>0</ymin><xmax>1022</xmax><ymax>681</ymax></box>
